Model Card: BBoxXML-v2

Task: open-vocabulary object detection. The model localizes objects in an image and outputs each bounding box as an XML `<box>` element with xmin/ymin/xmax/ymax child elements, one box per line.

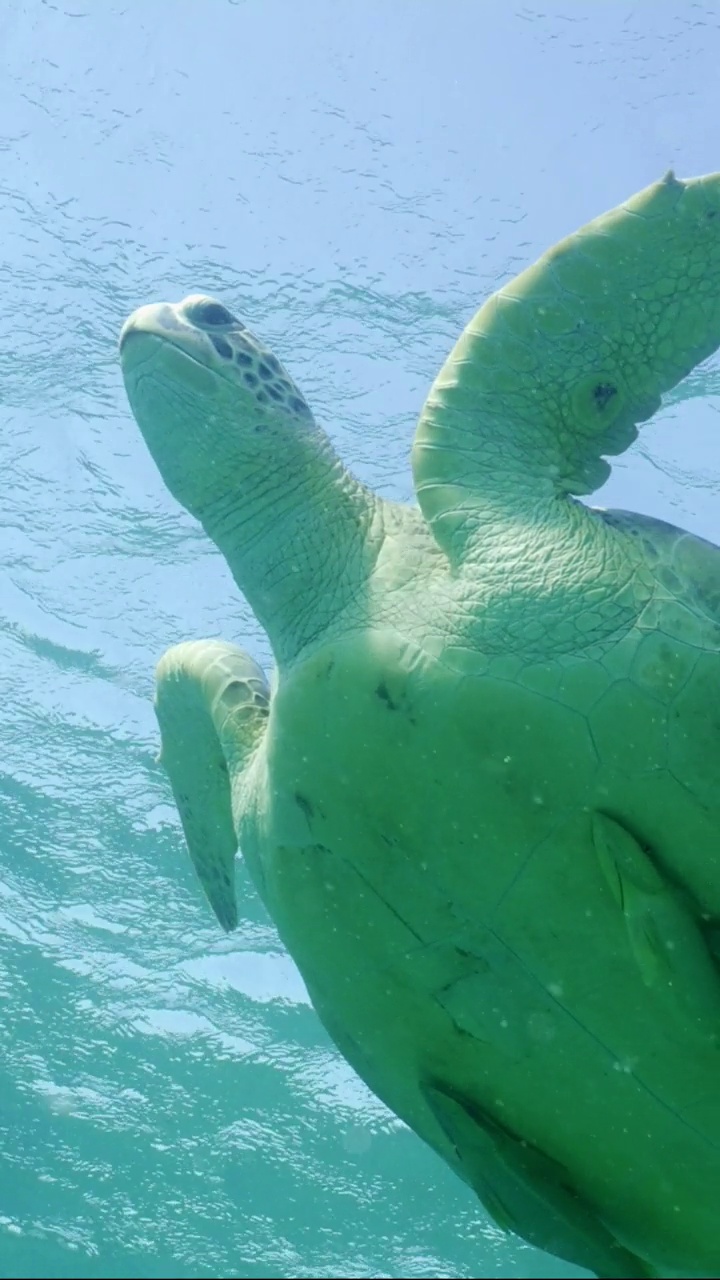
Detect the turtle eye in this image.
<box><xmin>187</xmin><ymin>299</ymin><xmax>237</xmax><ymax>328</ymax></box>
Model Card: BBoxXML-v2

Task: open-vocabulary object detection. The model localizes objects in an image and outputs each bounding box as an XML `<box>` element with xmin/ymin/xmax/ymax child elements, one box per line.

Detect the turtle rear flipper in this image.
<box><xmin>154</xmin><ymin>639</ymin><xmax>270</xmax><ymax>932</ymax></box>
<box><xmin>592</xmin><ymin>811</ymin><xmax>720</xmax><ymax>1040</ymax></box>
<box><xmin>422</xmin><ymin>1081</ymin><xmax>656</xmax><ymax>1280</ymax></box>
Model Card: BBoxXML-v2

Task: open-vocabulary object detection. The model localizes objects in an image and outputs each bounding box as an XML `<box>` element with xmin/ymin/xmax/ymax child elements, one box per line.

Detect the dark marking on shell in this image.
<box><xmin>313</xmin><ymin>659</ymin><xmax>335</xmax><ymax>683</ymax></box>
<box><xmin>447</xmin><ymin>1018</ymin><xmax>486</xmax><ymax>1043</ymax></box>
<box><xmin>376</xmin><ymin>680</ymin><xmax>399</xmax><ymax>711</ymax></box>
<box><xmin>295</xmin><ymin>793</ymin><xmax>315</xmax><ymax>821</ymax></box>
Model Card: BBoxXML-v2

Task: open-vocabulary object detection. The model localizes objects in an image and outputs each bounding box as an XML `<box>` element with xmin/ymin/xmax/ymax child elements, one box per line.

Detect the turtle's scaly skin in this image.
<box><xmin>121</xmin><ymin>174</ymin><xmax>720</xmax><ymax>1279</ymax></box>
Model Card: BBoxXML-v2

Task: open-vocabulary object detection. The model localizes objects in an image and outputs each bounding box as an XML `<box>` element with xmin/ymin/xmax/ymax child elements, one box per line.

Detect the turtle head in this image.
<box><xmin>119</xmin><ymin>294</ymin><xmax>318</xmax><ymax>526</ymax></box>
<box><xmin>120</xmin><ymin>293</ymin><xmax>376</xmax><ymax>662</ymax></box>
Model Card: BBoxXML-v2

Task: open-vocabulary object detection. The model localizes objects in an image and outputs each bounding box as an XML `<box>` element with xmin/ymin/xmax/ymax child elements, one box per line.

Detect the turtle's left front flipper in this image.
<box><xmin>422</xmin><ymin>1082</ymin><xmax>656</xmax><ymax>1279</ymax></box>
<box><xmin>154</xmin><ymin>639</ymin><xmax>270</xmax><ymax>931</ymax></box>
<box><xmin>412</xmin><ymin>170</ymin><xmax>720</xmax><ymax>559</ymax></box>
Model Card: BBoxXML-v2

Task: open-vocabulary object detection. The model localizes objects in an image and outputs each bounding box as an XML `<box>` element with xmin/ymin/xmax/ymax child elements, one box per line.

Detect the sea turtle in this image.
<box><xmin>119</xmin><ymin>172</ymin><xmax>720</xmax><ymax>1279</ymax></box>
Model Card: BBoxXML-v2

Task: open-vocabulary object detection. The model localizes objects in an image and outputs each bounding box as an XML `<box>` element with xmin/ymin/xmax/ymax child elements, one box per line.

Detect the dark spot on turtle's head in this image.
<box><xmin>235</xmin><ymin>350</ymin><xmax>253</xmax><ymax>367</ymax></box>
<box><xmin>243</xmin><ymin>371</ymin><xmax>259</xmax><ymax>388</ymax></box>
<box><xmin>257</xmin><ymin>361</ymin><xmax>274</xmax><ymax>381</ymax></box>
<box><xmin>188</xmin><ymin>299</ymin><xmax>239</xmax><ymax>328</ymax></box>
<box><xmin>256</xmin><ymin>390</ymin><xmax>269</xmax><ymax>404</ymax></box>
<box><xmin>245</xmin><ymin>677</ymin><xmax>269</xmax><ymax>709</ymax></box>
<box><xmin>265</xmin><ymin>354</ymin><xmax>281</xmax><ymax>374</ymax></box>
<box><xmin>267</xmin><ymin>384</ymin><xmax>285</xmax><ymax>401</ymax></box>
<box><xmin>210</xmin><ymin>334</ymin><xmax>232</xmax><ymax>360</ymax></box>
<box><xmin>290</xmin><ymin>395</ymin><xmax>310</xmax><ymax>415</ymax></box>
<box><xmin>593</xmin><ymin>383</ymin><xmax>617</xmax><ymax>411</ymax></box>
<box><xmin>222</xmin><ymin>680</ymin><xmax>250</xmax><ymax>709</ymax></box>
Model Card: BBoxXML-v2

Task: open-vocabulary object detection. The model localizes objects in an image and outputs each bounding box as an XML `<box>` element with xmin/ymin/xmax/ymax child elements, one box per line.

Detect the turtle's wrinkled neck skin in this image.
<box><xmin>119</xmin><ymin>295</ymin><xmax>384</xmax><ymax>667</ymax></box>
<box><xmin>207</xmin><ymin>436</ymin><xmax>382</xmax><ymax>667</ymax></box>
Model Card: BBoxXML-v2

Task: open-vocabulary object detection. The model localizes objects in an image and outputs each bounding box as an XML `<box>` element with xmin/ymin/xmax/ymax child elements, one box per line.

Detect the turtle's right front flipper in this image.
<box><xmin>154</xmin><ymin>639</ymin><xmax>270</xmax><ymax>931</ymax></box>
<box><xmin>422</xmin><ymin>1081</ymin><xmax>656</xmax><ymax>1279</ymax></box>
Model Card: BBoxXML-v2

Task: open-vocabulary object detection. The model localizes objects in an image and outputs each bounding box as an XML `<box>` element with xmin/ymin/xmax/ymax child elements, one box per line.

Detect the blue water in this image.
<box><xmin>2</xmin><ymin>3</ymin><xmax>720</xmax><ymax>1277</ymax></box>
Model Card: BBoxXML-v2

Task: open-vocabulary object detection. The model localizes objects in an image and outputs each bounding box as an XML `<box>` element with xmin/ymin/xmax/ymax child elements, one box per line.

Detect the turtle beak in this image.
<box><xmin>119</xmin><ymin>303</ymin><xmax>179</xmax><ymax>354</ymax></box>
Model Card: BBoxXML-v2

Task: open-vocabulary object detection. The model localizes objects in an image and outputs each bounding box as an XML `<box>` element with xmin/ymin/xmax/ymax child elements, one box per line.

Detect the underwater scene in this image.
<box><xmin>3</xmin><ymin>4</ymin><xmax>720</xmax><ymax>1278</ymax></box>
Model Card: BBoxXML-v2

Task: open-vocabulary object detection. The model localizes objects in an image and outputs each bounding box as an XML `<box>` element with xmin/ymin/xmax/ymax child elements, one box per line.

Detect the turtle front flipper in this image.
<box><xmin>154</xmin><ymin>639</ymin><xmax>270</xmax><ymax>931</ymax></box>
<box><xmin>422</xmin><ymin>1082</ymin><xmax>656</xmax><ymax>1279</ymax></box>
<box><xmin>412</xmin><ymin>171</ymin><xmax>720</xmax><ymax>560</ymax></box>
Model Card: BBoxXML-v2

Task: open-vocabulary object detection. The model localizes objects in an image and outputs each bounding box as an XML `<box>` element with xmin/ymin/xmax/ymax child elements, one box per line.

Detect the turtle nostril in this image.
<box><xmin>188</xmin><ymin>299</ymin><xmax>238</xmax><ymax>328</ymax></box>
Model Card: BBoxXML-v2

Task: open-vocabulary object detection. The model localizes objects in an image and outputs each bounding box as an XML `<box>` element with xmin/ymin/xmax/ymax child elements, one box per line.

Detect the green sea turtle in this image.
<box><xmin>119</xmin><ymin>172</ymin><xmax>720</xmax><ymax>1279</ymax></box>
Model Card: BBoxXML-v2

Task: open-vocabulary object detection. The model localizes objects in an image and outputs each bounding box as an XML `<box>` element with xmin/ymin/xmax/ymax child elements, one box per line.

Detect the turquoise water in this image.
<box><xmin>3</xmin><ymin>3</ymin><xmax>720</xmax><ymax>1277</ymax></box>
